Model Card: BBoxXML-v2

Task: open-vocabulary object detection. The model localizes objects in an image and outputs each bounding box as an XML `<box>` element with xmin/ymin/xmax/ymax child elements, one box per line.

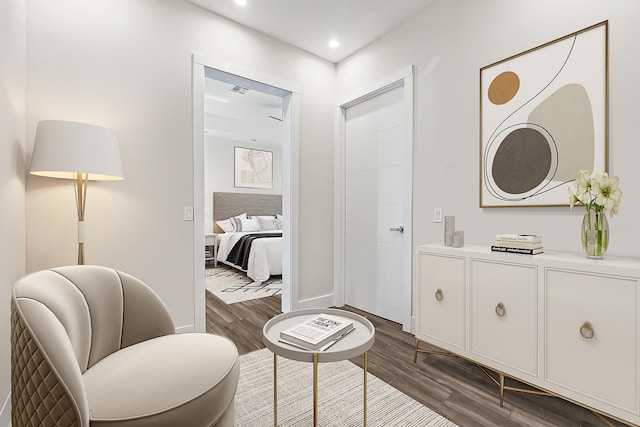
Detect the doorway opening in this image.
<box><xmin>192</xmin><ymin>55</ymin><xmax>301</xmax><ymax>331</ymax></box>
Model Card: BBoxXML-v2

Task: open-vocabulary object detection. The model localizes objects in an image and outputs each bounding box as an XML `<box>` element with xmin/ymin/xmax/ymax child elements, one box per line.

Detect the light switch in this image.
<box><xmin>434</xmin><ymin>208</ymin><xmax>443</xmax><ymax>223</ymax></box>
<box><xmin>184</xmin><ymin>207</ymin><xmax>194</xmax><ymax>221</ymax></box>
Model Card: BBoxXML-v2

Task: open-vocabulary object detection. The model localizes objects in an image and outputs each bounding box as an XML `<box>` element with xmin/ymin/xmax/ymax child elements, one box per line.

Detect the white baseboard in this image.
<box><xmin>0</xmin><ymin>393</ymin><xmax>10</xmax><ymax>427</ymax></box>
<box><xmin>295</xmin><ymin>293</ymin><xmax>336</xmax><ymax>310</ymax></box>
<box><xmin>409</xmin><ymin>315</ymin><xmax>416</xmax><ymax>334</ymax></box>
<box><xmin>175</xmin><ymin>324</ymin><xmax>194</xmax><ymax>334</ymax></box>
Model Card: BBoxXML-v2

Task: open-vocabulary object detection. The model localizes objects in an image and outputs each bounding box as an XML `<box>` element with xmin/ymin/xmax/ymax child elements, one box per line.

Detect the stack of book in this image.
<box><xmin>492</xmin><ymin>234</ymin><xmax>543</xmax><ymax>255</ymax></box>
<box><xmin>280</xmin><ymin>313</ymin><xmax>354</xmax><ymax>351</ymax></box>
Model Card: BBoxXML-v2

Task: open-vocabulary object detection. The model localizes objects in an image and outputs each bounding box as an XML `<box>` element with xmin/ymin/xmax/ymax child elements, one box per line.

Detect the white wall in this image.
<box><xmin>337</xmin><ymin>0</ymin><xmax>640</xmax><ymax>258</ymax></box>
<box><xmin>204</xmin><ymin>136</ymin><xmax>282</xmax><ymax>233</ymax></box>
<box><xmin>0</xmin><ymin>0</ymin><xmax>26</xmax><ymax>421</ymax></box>
<box><xmin>24</xmin><ymin>0</ymin><xmax>336</xmax><ymax>329</ymax></box>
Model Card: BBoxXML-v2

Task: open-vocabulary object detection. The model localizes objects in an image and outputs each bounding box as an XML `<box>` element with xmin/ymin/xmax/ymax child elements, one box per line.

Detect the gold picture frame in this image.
<box><xmin>479</xmin><ymin>21</ymin><xmax>608</xmax><ymax>208</ymax></box>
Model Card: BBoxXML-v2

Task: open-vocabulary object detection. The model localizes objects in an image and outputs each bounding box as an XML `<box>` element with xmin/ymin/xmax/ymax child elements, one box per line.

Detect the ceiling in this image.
<box><xmin>204</xmin><ymin>77</ymin><xmax>284</xmax><ymax>146</ymax></box>
<box><xmin>195</xmin><ymin>0</ymin><xmax>434</xmax><ymax>146</ymax></box>
<box><xmin>187</xmin><ymin>0</ymin><xmax>433</xmax><ymax>63</ymax></box>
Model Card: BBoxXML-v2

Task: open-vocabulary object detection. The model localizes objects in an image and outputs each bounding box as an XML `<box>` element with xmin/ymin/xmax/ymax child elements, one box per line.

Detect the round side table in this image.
<box><xmin>263</xmin><ymin>308</ymin><xmax>375</xmax><ymax>426</ymax></box>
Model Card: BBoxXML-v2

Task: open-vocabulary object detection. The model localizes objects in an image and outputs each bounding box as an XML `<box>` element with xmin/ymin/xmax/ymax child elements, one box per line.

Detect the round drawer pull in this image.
<box><xmin>580</xmin><ymin>322</ymin><xmax>595</xmax><ymax>340</ymax></box>
<box><xmin>435</xmin><ymin>289</ymin><xmax>443</xmax><ymax>301</ymax></box>
<box><xmin>495</xmin><ymin>302</ymin><xmax>506</xmax><ymax>317</ymax></box>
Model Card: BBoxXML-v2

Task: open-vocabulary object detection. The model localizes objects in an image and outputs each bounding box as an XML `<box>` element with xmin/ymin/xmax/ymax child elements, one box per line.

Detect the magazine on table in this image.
<box><xmin>280</xmin><ymin>313</ymin><xmax>354</xmax><ymax>350</ymax></box>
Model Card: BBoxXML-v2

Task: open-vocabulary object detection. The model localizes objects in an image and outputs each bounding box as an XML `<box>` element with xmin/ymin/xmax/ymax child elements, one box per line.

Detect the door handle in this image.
<box><xmin>389</xmin><ymin>226</ymin><xmax>404</xmax><ymax>233</ymax></box>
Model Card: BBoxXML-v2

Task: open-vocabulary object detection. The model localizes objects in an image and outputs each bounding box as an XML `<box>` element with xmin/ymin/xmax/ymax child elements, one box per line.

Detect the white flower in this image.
<box><xmin>611</xmin><ymin>202</ymin><xmax>620</xmax><ymax>217</ymax></box>
<box><xmin>574</xmin><ymin>169</ymin><xmax>592</xmax><ymax>201</ymax></box>
<box><xmin>568</xmin><ymin>187</ymin><xmax>580</xmax><ymax>210</ymax></box>
<box><xmin>592</xmin><ymin>173</ymin><xmax>622</xmax><ymax>216</ymax></box>
<box><xmin>569</xmin><ymin>170</ymin><xmax>623</xmax><ymax>218</ymax></box>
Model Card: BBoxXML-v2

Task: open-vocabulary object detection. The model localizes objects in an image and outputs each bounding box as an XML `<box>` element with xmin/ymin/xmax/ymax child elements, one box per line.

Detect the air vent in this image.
<box><xmin>231</xmin><ymin>86</ymin><xmax>249</xmax><ymax>94</ymax></box>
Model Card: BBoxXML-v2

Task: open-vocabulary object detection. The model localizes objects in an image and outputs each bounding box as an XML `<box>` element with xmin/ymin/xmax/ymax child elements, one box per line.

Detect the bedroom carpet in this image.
<box><xmin>206</xmin><ymin>264</ymin><xmax>282</xmax><ymax>304</ymax></box>
<box><xmin>235</xmin><ymin>348</ymin><xmax>457</xmax><ymax>427</ymax></box>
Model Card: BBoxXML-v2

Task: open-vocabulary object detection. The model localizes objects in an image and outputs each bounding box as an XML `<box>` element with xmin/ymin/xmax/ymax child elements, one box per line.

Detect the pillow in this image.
<box><xmin>216</xmin><ymin>213</ymin><xmax>247</xmax><ymax>233</ymax></box>
<box><xmin>216</xmin><ymin>219</ymin><xmax>235</xmax><ymax>233</ymax></box>
<box><xmin>230</xmin><ymin>214</ymin><xmax>260</xmax><ymax>232</ymax></box>
<box><xmin>257</xmin><ymin>216</ymin><xmax>277</xmax><ymax>231</ymax></box>
<box><xmin>274</xmin><ymin>216</ymin><xmax>283</xmax><ymax>230</ymax></box>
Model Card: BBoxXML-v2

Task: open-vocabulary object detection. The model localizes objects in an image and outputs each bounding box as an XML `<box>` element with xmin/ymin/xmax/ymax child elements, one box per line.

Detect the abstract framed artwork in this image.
<box><xmin>480</xmin><ymin>21</ymin><xmax>608</xmax><ymax>207</ymax></box>
<box><xmin>234</xmin><ymin>146</ymin><xmax>273</xmax><ymax>189</ymax></box>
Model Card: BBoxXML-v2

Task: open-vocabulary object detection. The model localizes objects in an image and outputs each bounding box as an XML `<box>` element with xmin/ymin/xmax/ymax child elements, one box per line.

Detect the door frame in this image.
<box><xmin>192</xmin><ymin>54</ymin><xmax>301</xmax><ymax>331</ymax></box>
<box><xmin>334</xmin><ymin>66</ymin><xmax>414</xmax><ymax>332</ymax></box>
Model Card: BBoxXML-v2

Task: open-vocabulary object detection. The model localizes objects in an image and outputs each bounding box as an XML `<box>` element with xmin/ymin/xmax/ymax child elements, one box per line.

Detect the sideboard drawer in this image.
<box><xmin>545</xmin><ymin>268</ymin><xmax>638</xmax><ymax>413</ymax></box>
<box><xmin>470</xmin><ymin>260</ymin><xmax>538</xmax><ymax>376</ymax></box>
<box><xmin>417</xmin><ymin>253</ymin><xmax>466</xmax><ymax>351</ymax></box>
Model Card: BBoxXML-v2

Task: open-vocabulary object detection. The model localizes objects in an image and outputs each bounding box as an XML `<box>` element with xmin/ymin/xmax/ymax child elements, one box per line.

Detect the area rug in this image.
<box><xmin>206</xmin><ymin>265</ymin><xmax>282</xmax><ymax>304</ymax></box>
<box><xmin>235</xmin><ymin>348</ymin><xmax>457</xmax><ymax>426</ymax></box>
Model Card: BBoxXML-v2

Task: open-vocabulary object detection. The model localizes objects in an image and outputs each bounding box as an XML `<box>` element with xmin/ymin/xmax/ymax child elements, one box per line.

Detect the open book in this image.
<box><xmin>280</xmin><ymin>313</ymin><xmax>354</xmax><ymax>350</ymax></box>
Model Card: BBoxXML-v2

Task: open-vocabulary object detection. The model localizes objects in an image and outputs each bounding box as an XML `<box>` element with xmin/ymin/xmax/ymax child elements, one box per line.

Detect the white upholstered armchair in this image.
<box><xmin>11</xmin><ymin>265</ymin><xmax>239</xmax><ymax>427</ymax></box>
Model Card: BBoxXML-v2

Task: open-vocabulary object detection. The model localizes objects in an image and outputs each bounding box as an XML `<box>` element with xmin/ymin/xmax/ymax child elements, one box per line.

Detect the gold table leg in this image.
<box><xmin>273</xmin><ymin>353</ymin><xmax>277</xmax><ymax>427</ymax></box>
<box><xmin>313</xmin><ymin>352</ymin><xmax>318</xmax><ymax>426</ymax></box>
<box><xmin>276</xmin><ymin>350</ymin><xmax>369</xmax><ymax>427</ymax></box>
<box><xmin>364</xmin><ymin>351</ymin><xmax>368</xmax><ymax>427</ymax></box>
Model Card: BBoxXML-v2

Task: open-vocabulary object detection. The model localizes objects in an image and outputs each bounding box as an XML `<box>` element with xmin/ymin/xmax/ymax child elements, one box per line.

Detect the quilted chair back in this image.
<box><xmin>11</xmin><ymin>265</ymin><xmax>175</xmax><ymax>427</ymax></box>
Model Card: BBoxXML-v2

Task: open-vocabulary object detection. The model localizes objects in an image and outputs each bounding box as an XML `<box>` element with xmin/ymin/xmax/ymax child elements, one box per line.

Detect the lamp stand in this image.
<box><xmin>74</xmin><ymin>173</ymin><xmax>88</xmax><ymax>265</ymax></box>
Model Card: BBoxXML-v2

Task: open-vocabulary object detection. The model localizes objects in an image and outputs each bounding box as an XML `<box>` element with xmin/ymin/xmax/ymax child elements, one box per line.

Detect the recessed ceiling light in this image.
<box><xmin>234</xmin><ymin>0</ymin><xmax>247</xmax><ymax>6</ymax></box>
<box><xmin>328</xmin><ymin>39</ymin><xmax>340</xmax><ymax>48</ymax></box>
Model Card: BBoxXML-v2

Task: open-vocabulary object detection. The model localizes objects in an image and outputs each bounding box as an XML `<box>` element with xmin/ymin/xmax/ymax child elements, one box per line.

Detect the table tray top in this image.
<box><xmin>263</xmin><ymin>308</ymin><xmax>375</xmax><ymax>363</ymax></box>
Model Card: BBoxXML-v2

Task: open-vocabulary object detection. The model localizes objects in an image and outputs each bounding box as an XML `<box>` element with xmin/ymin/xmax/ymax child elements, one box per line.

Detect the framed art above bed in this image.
<box><xmin>234</xmin><ymin>147</ymin><xmax>273</xmax><ymax>189</ymax></box>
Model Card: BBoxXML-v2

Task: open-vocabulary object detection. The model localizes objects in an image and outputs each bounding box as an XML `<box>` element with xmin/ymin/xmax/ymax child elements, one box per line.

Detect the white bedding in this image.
<box><xmin>216</xmin><ymin>231</ymin><xmax>282</xmax><ymax>283</ymax></box>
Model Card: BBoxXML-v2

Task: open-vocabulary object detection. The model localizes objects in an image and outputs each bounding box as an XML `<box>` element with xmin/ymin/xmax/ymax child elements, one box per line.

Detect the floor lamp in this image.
<box><xmin>30</xmin><ymin>120</ymin><xmax>124</xmax><ymax>265</ymax></box>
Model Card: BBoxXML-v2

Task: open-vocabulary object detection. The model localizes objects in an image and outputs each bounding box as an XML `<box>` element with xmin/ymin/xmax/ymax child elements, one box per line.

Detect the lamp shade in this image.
<box><xmin>30</xmin><ymin>120</ymin><xmax>124</xmax><ymax>181</ymax></box>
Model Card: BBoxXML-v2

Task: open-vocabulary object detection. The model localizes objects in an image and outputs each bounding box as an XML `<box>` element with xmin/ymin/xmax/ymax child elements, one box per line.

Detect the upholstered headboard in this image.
<box><xmin>213</xmin><ymin>192</ymin><xmax>282</xmax><ymax>233</ymax></box>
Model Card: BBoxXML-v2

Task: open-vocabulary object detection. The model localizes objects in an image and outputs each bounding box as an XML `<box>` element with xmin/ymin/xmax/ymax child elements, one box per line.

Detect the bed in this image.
<box><xmin>212</xmin><ymin>192</ymin><xmax>283</xmax><ymax>283</ymax></box>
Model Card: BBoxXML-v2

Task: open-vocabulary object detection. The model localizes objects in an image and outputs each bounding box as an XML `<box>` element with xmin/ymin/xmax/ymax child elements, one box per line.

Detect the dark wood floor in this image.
<box><xmin>206</xmin><ymin>292</ymin><xmax>625</xmax><ymax>427</ymax></box>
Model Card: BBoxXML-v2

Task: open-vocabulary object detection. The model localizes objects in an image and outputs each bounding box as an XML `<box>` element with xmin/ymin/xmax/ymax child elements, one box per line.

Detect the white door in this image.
<box><xmin>343</xmin><ymin>82</ymin><xmax>411</xmax><ymax>325</ymax></box>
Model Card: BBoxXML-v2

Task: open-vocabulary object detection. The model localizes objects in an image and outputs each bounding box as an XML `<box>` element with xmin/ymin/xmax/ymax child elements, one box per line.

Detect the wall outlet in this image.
<box><xmin>434</xmin><ymin>208</ymin><xmax>443</xmax><ymax>223</ymax></box>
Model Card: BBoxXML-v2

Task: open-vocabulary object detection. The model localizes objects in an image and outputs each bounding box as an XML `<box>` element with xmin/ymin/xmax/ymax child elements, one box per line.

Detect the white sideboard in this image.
<box><xmin>415</xmin><ymin>243</ymin><xmax>640</xmax><ymax>425</ymax></box>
